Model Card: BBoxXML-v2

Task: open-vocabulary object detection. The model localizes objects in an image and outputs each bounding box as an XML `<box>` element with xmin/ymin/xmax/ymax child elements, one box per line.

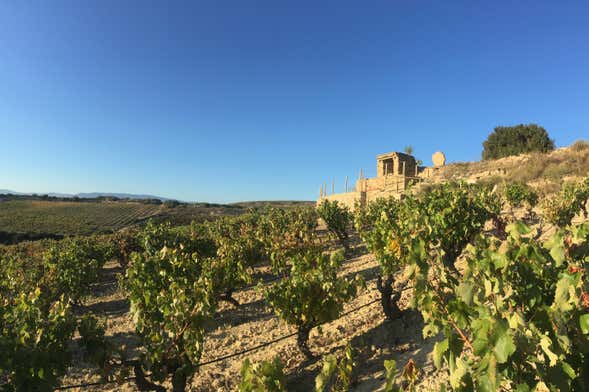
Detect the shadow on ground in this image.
<box><xmin>91</xmin><ymin>262</ymin><xmax>124</xmax><ymax>296</ymax></box>
<box><xmin>287</xmin><ymin>309</ymin><xmax>430</xmax><ymax>392</ymax></box>
<box><xmin>211</xmin><ymin>298</ymin><xmax>274</xmax><ymax>329</ymax></box>
<box><xmin>85</xmin><ymin>298</ymin><xmax>130</xmax><ymax>317</ymax></box>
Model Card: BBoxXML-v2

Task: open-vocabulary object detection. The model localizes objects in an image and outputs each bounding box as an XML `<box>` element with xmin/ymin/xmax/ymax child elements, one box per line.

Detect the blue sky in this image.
<box><xmin>1</xmin><ymin>1</ymin><xmax>588</xmax><ymax>203</ymax></box>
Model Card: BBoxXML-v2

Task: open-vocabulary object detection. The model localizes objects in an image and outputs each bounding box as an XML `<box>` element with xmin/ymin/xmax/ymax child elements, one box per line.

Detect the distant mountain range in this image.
<box><xmin>0</xmin><ymin>189</ymin><xmax>171</xmax><ymax>201</ymax></box>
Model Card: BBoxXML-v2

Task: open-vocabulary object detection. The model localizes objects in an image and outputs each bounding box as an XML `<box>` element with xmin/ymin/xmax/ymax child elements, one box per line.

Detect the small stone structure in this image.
<box><xmin>318</xmin><ymin>150</ymin><xmax>442</xmax><ymax>209</ymax></box>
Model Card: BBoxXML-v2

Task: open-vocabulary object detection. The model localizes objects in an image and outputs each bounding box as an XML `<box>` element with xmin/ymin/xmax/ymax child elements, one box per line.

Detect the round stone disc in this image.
<box><xmin>432</xmin><ymin>151</ymin><xmax>446</xmax><ymax>167</ymax></box>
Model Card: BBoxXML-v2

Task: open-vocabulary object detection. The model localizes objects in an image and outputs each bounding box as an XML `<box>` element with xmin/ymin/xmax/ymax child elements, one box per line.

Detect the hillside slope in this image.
<box><xmin>424</xmin><ymin>140</ymin><xmax>589</xmax><ymax>194</ymax></box>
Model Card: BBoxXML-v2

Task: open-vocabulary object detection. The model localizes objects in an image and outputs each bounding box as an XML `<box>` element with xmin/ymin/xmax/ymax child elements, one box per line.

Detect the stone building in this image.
<box><xmin>376</xmin><ymin>152</ymin><xmax>418</xmax><ymax>177</ymax></box>
<box><xmin>318</xmin><ymin>150</ymin><xmax>435</xmax><ymax>209</ymax></box>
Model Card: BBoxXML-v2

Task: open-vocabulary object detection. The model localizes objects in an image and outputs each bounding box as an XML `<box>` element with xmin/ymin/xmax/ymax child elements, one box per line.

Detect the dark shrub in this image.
<box><xmin>482</xmin><ymin>124</ymin><xmax>554</xmax><ymax>160</ymax></box>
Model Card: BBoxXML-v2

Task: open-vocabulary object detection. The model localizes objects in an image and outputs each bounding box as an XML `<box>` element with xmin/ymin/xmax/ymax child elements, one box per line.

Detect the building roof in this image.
<box><xmin>375</xmin><ymin>151</ymin><xmax>415</xmax><ymax>161</ymax></box>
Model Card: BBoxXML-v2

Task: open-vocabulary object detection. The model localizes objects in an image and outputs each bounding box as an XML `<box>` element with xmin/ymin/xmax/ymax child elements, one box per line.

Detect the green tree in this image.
<box><xmin>482</xmin><ymin>124</ymin><xmax>555</xmax><ymax>160</ymax></box>
<box><xmin>163</xmin><ymin>200</ymin><xmax>181</xmax><ymax>208</ymax></box>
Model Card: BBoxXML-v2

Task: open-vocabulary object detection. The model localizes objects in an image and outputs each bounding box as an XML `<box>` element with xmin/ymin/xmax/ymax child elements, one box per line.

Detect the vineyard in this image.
<box><xmin>0</xmin><ymin>200</ymin><xmax>164</xmax><ymax>237</ymax></box>
<box><xmin>2</xmin><ymin>176</ymin><xmax>589</xmax><ymax>391</ymax></box>
<box><xmin>0</xmin><ymin>200</ymin><xmax>313</xmax><ymax>241</ymax></box>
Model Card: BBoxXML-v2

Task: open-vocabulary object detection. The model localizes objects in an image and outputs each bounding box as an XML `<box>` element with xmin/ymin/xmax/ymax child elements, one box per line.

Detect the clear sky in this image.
<box><xmin>1</xmin><ymin>1</ymin><xmax>588</xmax><ymax>203</ymax></box>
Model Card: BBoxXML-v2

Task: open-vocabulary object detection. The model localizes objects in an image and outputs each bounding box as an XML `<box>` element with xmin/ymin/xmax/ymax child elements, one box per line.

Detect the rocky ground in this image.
<box><xmin>61</xmin><ymin>204</ymin><xmax>587</xmax><ymax>391</ymax></box>
<box><xmin>59</xmin><ymin>236</ymin><xmax>446</xmax><ymax>391</ymax></box>
<box><xmin>423</xmin><ymin>143</ymin><xmax>589</xmax><ymax>195</ymax></box>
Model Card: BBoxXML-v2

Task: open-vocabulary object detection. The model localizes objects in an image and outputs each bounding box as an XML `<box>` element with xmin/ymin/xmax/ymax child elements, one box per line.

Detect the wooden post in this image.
<box><xmin>345</xmin><ymin>176</ymin><xmax>348</xmax><ymax>192</ymax></box>
<box><xmin>332</xmin><ymin>180</ymin><xmax>335</xmax><ymax>194</ymax></box>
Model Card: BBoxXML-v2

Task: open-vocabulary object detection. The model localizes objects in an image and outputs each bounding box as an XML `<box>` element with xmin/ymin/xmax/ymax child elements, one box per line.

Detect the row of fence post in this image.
<box><xmin>320</xmin><ymin>170</ymin><xmax>364</xmax><ymax>198</ymax></box>
<box><xmin>321</xmin><ymin>168</ymin><xmax>418</xmax><ymax>198</ymax></box>
<box><xmin>319</xmin><ymin>178</ymin><xmax>348</xmax><ymax>198</ymax></box>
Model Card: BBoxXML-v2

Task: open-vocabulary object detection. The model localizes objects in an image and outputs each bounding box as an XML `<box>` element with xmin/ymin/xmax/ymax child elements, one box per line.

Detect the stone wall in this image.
<box><xmin>319</xmin><ymin>175</ymin><xmax>409</xmax><ymax>210</ymax></box>
<box><xmin>318</xmin><ymin>184</ymin><xmax>406</xmax><ymax>210</ymax></box>
<box><xmin>364</xmin><ymin>176</ymin><xmax>408</xmax><ymax>192</ymax></box>
<box><xmin>319</xmin><ymin>191</ymin><xmax>362</xmax><ymax>209</ymax></box>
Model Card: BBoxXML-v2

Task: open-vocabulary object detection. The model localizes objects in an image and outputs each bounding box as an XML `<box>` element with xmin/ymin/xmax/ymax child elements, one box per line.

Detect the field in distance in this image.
<box><xmin>0</xmin><ymin>197</ymin><xmax>313</xmax><ymax>243</ymax></box>
<box><xmin>0</xmin><ymin>199</ymin><xmax>163</xmax><ymax>237</ymax></box>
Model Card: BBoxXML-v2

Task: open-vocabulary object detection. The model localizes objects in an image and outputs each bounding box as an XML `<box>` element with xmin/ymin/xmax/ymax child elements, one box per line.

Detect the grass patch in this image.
<box><xmin>511</xmin><ymin>148</ymin><xmax>589</xmax><ymax>184</ymax></box>
<box><xmin>571</xmin><ymin>140</ymin><xmax>589</xmax><ymax>152</ymax></box>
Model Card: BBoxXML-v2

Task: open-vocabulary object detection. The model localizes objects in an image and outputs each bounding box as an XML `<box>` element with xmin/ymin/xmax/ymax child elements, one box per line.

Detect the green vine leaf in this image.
<box><xmin>493</xmin><ymin>332</ymin><xmax>515</xmax><ymax>364</ymax></box>
<box><xmin>579</xmin><ymin>314</ymin><xmax>589</xmax><ymax>334</ymax></box>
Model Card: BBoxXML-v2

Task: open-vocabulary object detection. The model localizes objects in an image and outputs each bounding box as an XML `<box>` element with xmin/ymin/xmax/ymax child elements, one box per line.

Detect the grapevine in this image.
<box><xmin>503</xmin><ymin>182</ymin><xmax>539</xmax><ymax>218</ymax></box>
<box><xmin>317</xmin><ymin>199</ymin><xmax>352</xmax><ymax>253</ymax></box>
<box><xmin>257</xmin><ymin>207</ymin><xmax>320</xmax><ymax>274</ymax></box>
<box><xmin>238</xmin><ymin>357</ymin><xmax>287</xmax><ymax>392</ymax></box>
<box><xmin>264</xmin><ymin>249</ymin><xmax>362</xmax><ymax>359</ymax></box>
<box><xmin>126</xmin><ymin>245</ymin><xmax>216</xmax><ymax>392</ymax></box>
<box><xmin>205</xmin><ymin>213</ymin><xmax>264</xmax><ymax>306</ymax></box>
<box><xmin>0</xmin><ymin>288</ymin><xmax>77</xmax><ymax>391</ymax></box>
<box><xmin>543</xmin><ymin>177</ymin><xmax>589</xmax><ymax>227</ymax></box>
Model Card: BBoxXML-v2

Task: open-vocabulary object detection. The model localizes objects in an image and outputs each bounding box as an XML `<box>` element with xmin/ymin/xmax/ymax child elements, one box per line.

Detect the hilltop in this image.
<box><xmin>422</xmin><ymin>140</ymin><xmax>589</xmax><ymax>193</ymax></box>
